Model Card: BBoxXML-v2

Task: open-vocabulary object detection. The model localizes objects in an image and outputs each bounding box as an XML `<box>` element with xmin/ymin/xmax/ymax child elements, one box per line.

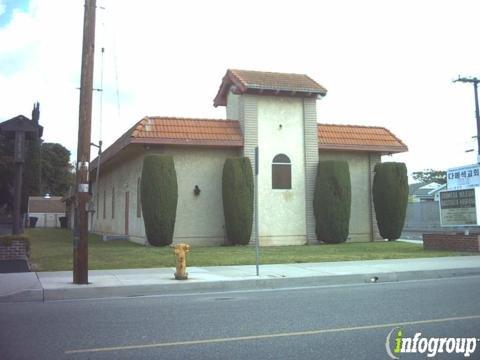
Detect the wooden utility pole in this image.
<box><xmin>74</xmin><ymin>0</ymin><xmax>96</xmax><ymax>284</ymax></box>
<box><xmin>454</xmin><ymin>76</ymin><xmax>480</xmax><ymax>163</ymax></box>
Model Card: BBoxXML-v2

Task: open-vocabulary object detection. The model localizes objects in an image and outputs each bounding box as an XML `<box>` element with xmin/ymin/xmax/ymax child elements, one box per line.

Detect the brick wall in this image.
<box><xmin>423</xmin><ymin>233</ymin><xmax>480</xmax><ymax>252</ymax></box>
<box><xmin>0</xmin><ymin>239</ymin><xmax>30</xmax><ymax>260</ymax></box>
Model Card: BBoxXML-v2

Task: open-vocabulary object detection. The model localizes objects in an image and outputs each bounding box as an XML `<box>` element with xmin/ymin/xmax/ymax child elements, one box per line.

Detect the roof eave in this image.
<box><xmin>90</xmin><ymin>133</ymin><xmax>132</xmax><ymax>171</ymax></box>
<box><xmin>213</xmin><ymin>75</ymin><xmax>230</xmax><ymax>107</ymax></box>
<box><xmin>213</xmin><ymin>70</ymin><xmax>249</xmax><ymax>107</ymax></box>
<box><xmin>130</xmin><ymin>137</ymin><xmax>244</xmax><ymax>148</ymax></box>
<box><xmin>318</xmin><ymin>144</ymin><xmax>408</xmax><ymax>154</ymax></box>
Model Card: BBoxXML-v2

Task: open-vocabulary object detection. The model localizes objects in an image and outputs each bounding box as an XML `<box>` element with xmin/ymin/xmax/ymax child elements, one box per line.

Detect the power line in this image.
<box><xmin>98</xmin><ymin>47</ymin><xmax>105</xmax><ymax>141</ymax></box>
<box><xmin>90</xmin><ymin>47</ymin><xmax>105</xmax><ymax>233</ymax></box>
<box><xmin>110</xmin><ymin>9</ymin><xmax>122</xmax><ymax>124</ymax></box>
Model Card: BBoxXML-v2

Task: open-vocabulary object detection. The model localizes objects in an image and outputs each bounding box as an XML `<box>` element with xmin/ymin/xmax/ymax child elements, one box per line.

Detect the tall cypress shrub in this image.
<box><xmin>140</xmin><ymin>155</ymin><xmax>178</xmax><ymax>246</ymax></box>
<box><xmin>313</xmin><ymin>160</ymin><xmax>351</xmax><ymax>244</ymax></box>
<box><xmin>222</xmin><ymin>157</ymin><xmax>254</xmax><ymax>245</ymax></box>
<box><xmin>372</xmin><ymin>162</ymin><xmax>408</xmax><ymax>241</ymax></box>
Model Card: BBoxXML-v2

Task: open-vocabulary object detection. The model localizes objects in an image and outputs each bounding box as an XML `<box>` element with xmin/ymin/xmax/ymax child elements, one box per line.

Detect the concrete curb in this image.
<box><xmin>3</xmin><ymin>255</ymin><xmax>480</xmax><ymax>303</ymax></box>
<box><xmin>3</xmin><ymin>266</ymin><xmax>479</xmax><ymax>303</ymax></box>
<box><xmin>0</xmin><ymin>272</ymin><xmax>44</xmax><ymax>303</ymax></box>
<box><xmin>0</xmin><ymin>289</ymin><xmax>43</xmax><ymax>303</ymax></box>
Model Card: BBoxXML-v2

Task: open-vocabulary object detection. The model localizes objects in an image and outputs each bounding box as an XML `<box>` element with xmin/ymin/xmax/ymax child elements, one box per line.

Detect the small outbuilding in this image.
<box><xmin>28</xmin><ymin>196</ymin><xmax>66</xmax><ymax>228</ymax></box>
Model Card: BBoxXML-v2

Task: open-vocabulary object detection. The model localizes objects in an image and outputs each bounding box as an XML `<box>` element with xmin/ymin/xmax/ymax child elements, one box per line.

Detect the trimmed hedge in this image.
<box><xmin>313</xmin><ymin>161</ymin><xmax>351</xmax><ymax>244</ymax></box>
<box><xmin>372</xmin><ymin>162</ymin><xmax>408</xmax><ymax>241</ymax></box>
<box><xmin>140</xmin><ymin>155</ymin><xmax>178</xmax><ymax>246</ymax></box>
<box><xmin>222</xmin><ymin>157</ymin><xmax>254</xmax><ymax>245</ymax></box>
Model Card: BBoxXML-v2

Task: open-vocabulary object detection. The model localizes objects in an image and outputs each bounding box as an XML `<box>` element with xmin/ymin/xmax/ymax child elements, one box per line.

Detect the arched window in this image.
<box><xmin>272</xmin><ymin>154</ymin><xmax>291</xmax><ymax>189</ymax></box>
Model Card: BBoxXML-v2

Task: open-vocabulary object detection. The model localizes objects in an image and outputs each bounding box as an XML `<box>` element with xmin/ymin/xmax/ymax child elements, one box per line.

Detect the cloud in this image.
<box><xmin>1</xmin><ymin>0</ymin><xmax>480</xmax><ymax>175</ymax></box>
<box><xmin>0</xmin><ymin>0</ymin><xmax>30</xmax><ymax>27</ymax></box>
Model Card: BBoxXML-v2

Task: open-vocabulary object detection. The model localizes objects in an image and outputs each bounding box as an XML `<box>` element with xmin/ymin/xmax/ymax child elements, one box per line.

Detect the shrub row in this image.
<box><xmin>139</xmin><ymin>155</ymin><xmax>408</xmax><ymax>246</ymax></box>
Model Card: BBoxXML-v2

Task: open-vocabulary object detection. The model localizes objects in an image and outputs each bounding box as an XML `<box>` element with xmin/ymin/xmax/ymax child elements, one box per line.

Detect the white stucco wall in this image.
<box><xmin>92</xmin><ymin>146</ymin><xmax>239</xmax><ymax>246</ymax></box>
<box><xmin>226</xmin><ymin>92</ymin><xmax>241</xmax><ymax>121</ymax></box>
<box><xmin>318</xmin><ymin>151</ymin><xmax>381</xmax><ymax>242</ymax></box>
<box><xmin>161</xmin><ymin>147</ymin><xmax>239</xmax><ymax>246</ymax></box>
<box><xmin>257</xmin><ymin>96</ymin><xmax>307</xmax><ymax>245</ymax></box>
<box><xmin>92</xmin><ymin>152</ymin><xmax>144</xmax><ymax>239</ymax></box>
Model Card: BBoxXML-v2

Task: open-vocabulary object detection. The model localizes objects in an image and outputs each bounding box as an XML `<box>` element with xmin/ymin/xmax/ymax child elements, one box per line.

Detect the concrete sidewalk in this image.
<box><xmin>1</xmin><ymin>256</ymin><xmax>480</xmax><ymax>303</ymax></box>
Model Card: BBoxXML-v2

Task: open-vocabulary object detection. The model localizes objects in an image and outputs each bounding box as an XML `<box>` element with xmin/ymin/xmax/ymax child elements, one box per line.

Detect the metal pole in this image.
<box><xmin>74</xmin><ymin>0</ymin><xmax>96</xmax><ymax>284</ymax></box>
<box><xmin>473</xmin><ymin>81</ymin><xmax>480</xmax><ymax>163</ymax></box>
<box><xmin>254</xmin><ymin>147</ymin><xmax>260</xmax><ymax>276</ymax></box>
<box><xmin>91</xmin><ymin>141</ymin><xmax>102</xmax><ymax>232</ymax></box>
<box><xmin>453</xmin><ymin>76</ymin><xmax>480</xmax><ymax>163</ymax></box>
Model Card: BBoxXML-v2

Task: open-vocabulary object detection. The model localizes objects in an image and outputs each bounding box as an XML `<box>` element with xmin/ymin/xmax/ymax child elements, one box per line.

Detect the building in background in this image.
<box><xmin>27</xmin><ymin>196</ymin><xmax>66</xmax><ymax>228</ymax></box>
<box><xmin>409</xmin><ymin>182</ymin><xmax>446</xmax><ymax>202</ymax></box>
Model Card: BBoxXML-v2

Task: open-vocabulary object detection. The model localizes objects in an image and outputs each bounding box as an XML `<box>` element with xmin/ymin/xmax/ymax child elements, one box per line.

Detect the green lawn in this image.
<box><xmin>26</xmin><ymin>228</ymin><xmax>472</xmax><ymax>272</ymax></box>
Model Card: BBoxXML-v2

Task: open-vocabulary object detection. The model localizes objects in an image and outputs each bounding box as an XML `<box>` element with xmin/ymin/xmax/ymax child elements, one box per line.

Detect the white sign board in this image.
<box><xmin>439</xmin><ymin>188</ymin><xmax>480</xmax><ymax>226</ymax></box>
<box><xmin>447</xmin><ymin>164</ymin><xmax>480</xmax><ymax>190</ymax></box>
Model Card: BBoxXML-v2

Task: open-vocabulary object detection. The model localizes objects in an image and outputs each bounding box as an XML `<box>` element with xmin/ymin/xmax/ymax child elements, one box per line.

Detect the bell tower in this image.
<box><xmin>214</xmin><ymin>69</ymin><xmax>327</xmax><ymax>245</ymax></box>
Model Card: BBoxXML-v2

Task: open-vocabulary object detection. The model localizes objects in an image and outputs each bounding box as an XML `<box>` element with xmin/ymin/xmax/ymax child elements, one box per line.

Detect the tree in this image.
<box><xmin>21</xmin><ymin>135</ymin><xmax>41</xmax><ymax>213</ymax></box>
<box><xmin>372</xmin><ymin>162</ymin><xmax>409</xmax><ymax>241</ymax></box>
<box><xmin>39</xmin><ymin>143</ymin><xmax>74</xmax><ymax>196</ymax></box>
<box><xmin>0</xmin><ymin>103</ymin><xmax>46</xmax><ymax>214</ymax></box>
<box><xmin>0</xmin><ymin>140</ymin><xmax>73</xmax><ymax>214</ymax></box>
<box><xmin>222</xmin><ymin>157</ymin><xmax>254</xmax><ymax>245</ymax></box>
<box><xmin>412</xmin><ymin>169</ymin><xmax>446</xmax><ymax>184</ymax></box>
<box><xmin>0</xmin><ymin>134</ymin><xmax>42</xmax><ymax>213</ymax></box>
<box><xmin>141</xmin><ymin>155</ymin><xmax>178</xmax><ymax>246</ymax></box>
<box><xmin>313</xmin><ymin>160</ymin><xmax>351</xmax><ymax>244</ymax></box>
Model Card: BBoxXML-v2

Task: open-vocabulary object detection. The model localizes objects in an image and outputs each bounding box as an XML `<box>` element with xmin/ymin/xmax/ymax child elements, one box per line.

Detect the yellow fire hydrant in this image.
<box><xmin>171</xmin><ymin>243</ymin><xmax>191</xmax><ymax>280</ymax></box>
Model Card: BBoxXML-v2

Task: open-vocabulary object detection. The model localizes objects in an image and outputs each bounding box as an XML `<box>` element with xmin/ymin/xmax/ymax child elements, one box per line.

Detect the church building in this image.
<box><xmin>90</xmin><ymin>69</ymin><xmax>407</xmax><ymax>246</ymax></box>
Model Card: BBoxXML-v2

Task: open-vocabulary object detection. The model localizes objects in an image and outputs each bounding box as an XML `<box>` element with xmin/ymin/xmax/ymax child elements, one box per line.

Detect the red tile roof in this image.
<box><xmin>91</xmin><ymin>117</ymin><xmax>243</xmax><ymax>170</ymax></box>
<box><xmin>92</xmin><ymin>118</ymin><xmax>407</xmax><ymax>171</ymax></box>
<box><xmin>214</xmin><ymin>69</ymin><xmax>327</xmax><ymax>107</ymax></box>
<box><xmin>318</xmin><ymin>124</ymin><xmax>408</xmax><ymax>153</ymax></box>
<box><xmin>131</xmin><ymin>117</ymin><xmax>243</xmax><ymax>146</ymax></box>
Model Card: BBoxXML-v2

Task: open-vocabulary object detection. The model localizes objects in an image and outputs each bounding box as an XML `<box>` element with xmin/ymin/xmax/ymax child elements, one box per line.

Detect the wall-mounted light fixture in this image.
<box><xmin>194</xmin><ymin>185</ymin><xmax>201</xmax><ymax>196</ymax></box>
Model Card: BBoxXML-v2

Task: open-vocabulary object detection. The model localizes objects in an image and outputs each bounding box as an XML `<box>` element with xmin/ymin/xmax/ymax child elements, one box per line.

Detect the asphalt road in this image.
<box><xmin>1</xmin><ymin>275</ymin><xmax>479</xmax><ymax>360</ymax></box>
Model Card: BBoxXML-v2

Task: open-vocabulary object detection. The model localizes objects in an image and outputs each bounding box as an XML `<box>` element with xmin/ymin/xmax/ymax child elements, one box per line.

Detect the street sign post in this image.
<box><xmin>254</xmin><ymin>147</ymin><xmax>260</xmax><ymax>276</ymax></box>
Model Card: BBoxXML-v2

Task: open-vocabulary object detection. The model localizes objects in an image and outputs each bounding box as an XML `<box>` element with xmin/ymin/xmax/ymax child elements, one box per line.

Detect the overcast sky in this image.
<box><xmin>1</xmin><ymin>0</ymin><xmax>479</xmax><ymax>180</ymax></box>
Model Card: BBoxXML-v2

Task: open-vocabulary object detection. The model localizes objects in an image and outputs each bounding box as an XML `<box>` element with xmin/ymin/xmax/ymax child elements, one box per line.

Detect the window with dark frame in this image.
<box><xmin>137</xmin><ymin>177</ymin><xmax>142</xmax><ymax>218</ymax></box>
<box><xmin>112</xmin><ymin>186</ymin><xmax>115</xmax><ymax>219</ymax></box>
<box><xmin>103</xmin><ymin>190</ymin><xmax>106</xmax><ymax>219</ymax></box>
<box><xmin>272</xmin><ymin>154</ymin><xmax>292</xmax><ymax>189</ymax></box>
<box><xmin>96</xmin><ymin>188</ymin><xmax>99</xmax><ymax>220</ymax></box>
